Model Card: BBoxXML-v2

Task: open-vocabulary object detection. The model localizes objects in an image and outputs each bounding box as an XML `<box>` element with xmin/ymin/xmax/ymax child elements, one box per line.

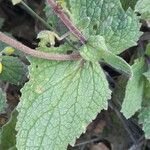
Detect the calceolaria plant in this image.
<box><xmin>0</xmin><ymin>0</ymin><xmax>150</xmax><ymax>149</ymax></box>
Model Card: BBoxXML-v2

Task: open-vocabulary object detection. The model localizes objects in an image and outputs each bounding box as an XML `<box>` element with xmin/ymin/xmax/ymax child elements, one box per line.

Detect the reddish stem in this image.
<box><xmin>0</xmin><ymin>32</ymin><xmax>81</xmax><ymax>61</ymax></box>
<box><xmin>46</xmin><ymin>0</ymin><xmax>87</xmax><ymax>44</ymax></box>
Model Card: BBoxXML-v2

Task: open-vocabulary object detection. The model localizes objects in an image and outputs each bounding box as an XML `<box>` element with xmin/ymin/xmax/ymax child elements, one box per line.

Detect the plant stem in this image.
<box><xmin>21</xmin><ymin>1</ymin><xmax>78</xmax><ymax>50</ymax></box>
<box><xmin>46</xmin><ymin>0</ymin><xmax>87</xmax><ymax>44</ymax></box>
<box><xmin>21</xmin><ymin>1</ymin><xmax>55</xmax><ymax>31</ymax></box>
<box><xmin>0</xmin><ymin>32</ymin><xmax>81</xmax><ymax>61</ymax></box>
<box><xmin>74</xmin><ymin>137</ymin><xmax>102</xmax><ymax>147</ymax></box>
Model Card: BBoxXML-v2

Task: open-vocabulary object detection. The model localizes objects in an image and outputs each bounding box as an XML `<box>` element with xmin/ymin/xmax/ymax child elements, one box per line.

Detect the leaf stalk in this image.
<box><xmin>0</xmin><ymin>32</ymin><xmax>81</xmax><ymax>61</ymax></box>
<box><xmin>46</xmin><ymin>0</ymin><xmax>87</xmax><ymax>44</ymax></box>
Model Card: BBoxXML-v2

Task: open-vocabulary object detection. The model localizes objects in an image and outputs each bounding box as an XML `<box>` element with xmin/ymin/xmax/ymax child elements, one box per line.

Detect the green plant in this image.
<box><xmin>0</xmin><ymin>0</ymin><xmax>150</xmax><ymax>149</ymax></box>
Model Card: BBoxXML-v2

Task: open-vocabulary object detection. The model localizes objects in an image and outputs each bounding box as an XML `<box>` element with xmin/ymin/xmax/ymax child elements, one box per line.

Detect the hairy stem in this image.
<box><xmin>0</xmin><ymin>32</ymin><xmax>81</xmax><ymax>61</ymax></box>
<box><xmin>46</xmin><ymin>0</ymin><xmax>87</xmax><ymax>44</ymax></box>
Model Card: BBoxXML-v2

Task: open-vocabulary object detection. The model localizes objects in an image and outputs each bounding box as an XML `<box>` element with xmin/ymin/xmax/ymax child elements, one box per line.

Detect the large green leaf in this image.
<box><xmin>121</xmin><ymin>58</ymin><xmax>147</xmax><ymax>118</ymax></box>
<box><xmin>139</xmin><ymin>107</ymin><xmax>150</xmax><ymax>139</ymax></box>
<box><xmin>70</xmin><ymin>0</ymin><xmax>141</xmax><ymax>54</ymax></box>
<box><xmin>0</xmin><ymin>110</ymin><xmax>17</xmax><ymax>150</ymax></box>
<box><xmin>0</xmin><ymin>56</ymin><xmax>27</xmax><ymax>85</ymax></box>
<box><xmin>80</xmin><ymin>36</ymin><xmax>132</xmax><ymax>77</ymax></box>
<box><xmin>16</xmin><ymin>59</ymin><xmax>111</xmax><ymax>149</ymax></box>
<box><xmin>135</xmin><ymin>0</ymin><xmax>150</xmax><ymax>20</ymax></box>
<box><xmin>0</xmin><ymin>89</ymin><xmax>7</xmax><ymax>113</ymax></box>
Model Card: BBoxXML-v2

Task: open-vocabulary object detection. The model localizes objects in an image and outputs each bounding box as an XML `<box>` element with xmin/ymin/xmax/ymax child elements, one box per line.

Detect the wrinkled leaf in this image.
<box><xmin>0</xmin><ymin>89</ymin><xmax>7</xmax><ymax>113</ymax></box>
<box><xmin>77</xmin><ymin>17</ymin><xmax>91</xmax><ymax>31</ymax></box>
<box><xmin>80</xmin><ymin>36</ymin><xmax>132</xmax><ymax>77</ymax></box>
<box><xmin>121</xmin><ymin>58</ymin><xmax>146</xmax><ymax>118</ymax></box>
<box><xmin>80</xmin><ymin>36</ymin><xmax>108</xmax><ymax>61</ymax></box>
<box><xmin>0</xmin><ymin>56</ymin><xmax>27</xmax><ymax>85</ymax></box>
<box><xmin>135</xmin><ymin>0</ymin><xmax>150</xmax><ymax>20</ymax></box>
<box><xmin>70</xmin><ymin>0</ymin><xmax>141</xmax><ymax>54</ymax></box>
<box><xmin>37</xmin><ymin>43</ymin><xmax>73</xmax><ymax>54</ymax></box>
<box><xmin>0</xmin><ymin>110</ymin><xmax>17</xmax><ymax>150</ymax></box>
<box><xmin>0</xmin><ymin>42</ymin><xmax>8</xmax><ymax>51</ymax></box>
<box><xmin>120</xmin><ymin>0</ymin><xmax>137</xmax><ymax>10</ymax></box>
<box><xmin>16</xmin><ymin>59</ymin><xmax>111</xmax><ymax>150</ymax></box>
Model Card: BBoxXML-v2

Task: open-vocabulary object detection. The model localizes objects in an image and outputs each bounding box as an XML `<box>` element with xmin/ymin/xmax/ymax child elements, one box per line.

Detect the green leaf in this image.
<box><xmin>12</xmin><ymin>0</ymin><xmax>22</xmax><ymax>5</ymax></box>
<box><xmin>0</xmin><ymin>110</ymin><xmax>17</xmax><ymax>150</ymax></box>
<box><xmin>57</xmin><ymin>0</ymin><xmax>72</xmax><ymax>18</ymax></box>
<box><xmin>37</xmin><ymin>43</ymin><xmax>73</xmax><ymax>54</ymax></box>
<box><xmin>139</xmin><ymin>107</ymin><xmax>150</xmax><ymax>139</ymax></box>
<box><xmin>120</xmin><ymin>0</ymin><xmax>137</xmax><ymax>10</ymax></box>
<box><xmin>135</xmin><ymin>0</ymin><xmax>150</xmax><ymax>20</ymax></box>
<box><xmin>80</xmin><ymin>36</ymin><xmax>132</xmax><ymax>77</ymax></box>
<box><xmin>0</xmin><ymin>89</ymin><xmax>7</xmax><ymax>113</ymax></box>
<box><xmin>145</xmin><ymin>43</ymin><xmax>150</xmax><ymax>56</ymax></box>
<box><xmin>0</xmin><ymin>34</ymin><xmax>16</xmax><ymax>52</ymax></box>
<box><xmin>70</xmin><ymin>0</ymin><xmax>141</xmax><ymax>54</ymax></box>
<box><xmin>0</xmin><ymin>56</ymin><xmax>27</xmax><ymax>85</ymax></box>
<box><xmin>144</xmin><ymin>80</ymin><xmax>150</xmax><ymax>100</ymax></box>
<box><xmin>0</xmin><ymin>42</ymin><xmax>8</xmax><ymax>51</ymax></box>
<box><xmin>100</xmin><ymin>51</ymin><xmax>132</xmax><ymax>77</ymax></box>
<box><xmin>80</xmin><ymin>36</ymin><xmax>108</xmax><ymax>61</ymax></box>
<box><xmin>121</xmin><ymin>58</ymin><xmax>146</xmax><ymax>118</ymax></box>
<box><xmin>16</xmin><ymin>59</ymin><xmax>111</xmax><ymax>149</ymax></box>
<box><xmin>143</xmin><ymin>70</ymin><xmax>150</xmax><ymax>82</ymax></box>
<box><xmin>139</xmin><ymin>74</ymin><xmax>150</xmax><ymax>139</ymax></box>
<box><xmin>76</xmin><ymin>17</ymin><xmax>91</xmax><ymax>31</ymax></box>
